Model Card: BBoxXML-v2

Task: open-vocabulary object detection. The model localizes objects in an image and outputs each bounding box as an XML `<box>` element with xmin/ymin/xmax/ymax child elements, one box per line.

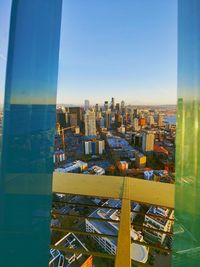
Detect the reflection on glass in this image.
<box><xmin>173</xmin><ymin>0</ymin><xmax>200</xmax><ymax>266</ymax></box>
<box><xmin>0</xmin><ymin>0</ymin><xmax>12</xmax><ymax>160</ymax></box>
<box><xmin>0</xmin><ymin>1</ymin><xmax>62</xmax><ymax>267</ymax></box>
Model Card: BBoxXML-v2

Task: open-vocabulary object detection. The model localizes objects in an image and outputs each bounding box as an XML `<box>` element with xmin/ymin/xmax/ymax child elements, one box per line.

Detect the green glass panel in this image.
<box><xmin>173</xmin><ymin>1</ymin><xmax>200</xmax><ymax>266</ymax></box>
<box><xmin>0</xmin><ymin>1</ymin><xmax>62</xmax><ymax>267</ymax></box>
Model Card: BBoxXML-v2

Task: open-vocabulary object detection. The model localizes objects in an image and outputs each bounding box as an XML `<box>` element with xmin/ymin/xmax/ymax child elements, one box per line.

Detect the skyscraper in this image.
<box><xmin>105</xmin><ymin>111</ymin><xmax>111</xmax><ymax>129</ymax></box>
<box><xmin>104</xmin><ymin>101</ymin><xmax>109</xmax><ymax>111</ymax></box>
<box><xmin>69</xmin><ymin>107</ymin><xmax>82</xmax><ymax>127</ymax></box>
<box><xmin>84</xmin><ymin>110</ymin><xmax>96</xmax><ymax>136</ymax></box>
<box><xmin>115</xmin><ymin>113</ymin><xmax>122</xmax><ymax>128</ymax></box>
<box><xmin>95</xmin><ymin>103</ymin><xmax>100</xmax><ymax>113</ymax></box>
<box><xmin>121</xmin><ymin>100</ymin><xmax>125</xmax><ymax>114</ymax></box>
<box><xmin>158</xmin><ymin>114</ymin><xmax>164</xmax><ymax>127</ymax></box>
<box><xmin>133</xmin><ymin>118</ymin><xmax>139</xmax><ymax>131</ymax></box>
<box><xmin>99</xmin><ymin>117</ymin><xmax>105</xmax><ymax>128</ymax></box>
<box><xmin>111</xmin><ymin>97</ymin><xmax>115</xmax><ymax>111</ymax></box>
<box><xmin>148</xmin><ymin>115</ymin><xmax>155</xmax><ymax>126</ymax></box>
<box><xmin>134</xmin><ymin>108</ymin><xmax>138</xmax><ymax>118</ymax></box>
<box><xmin>116</xmin><ymin>103</ymin><xmax>120</xmax><ymax>112</ymax></box>
<box><xmin>142</xmin><ymin>131</ymin><xmax>155</xmax><ymax>152</ymax></box>
<box><xmin>84</xmin><ymin>99</ymin><xmax>90</xmax><ymax>111</ymax></box>
<box><xmin>56</xmin><ymin>108</ymin><xmax>67</xmax><ymax>128</ymax></box>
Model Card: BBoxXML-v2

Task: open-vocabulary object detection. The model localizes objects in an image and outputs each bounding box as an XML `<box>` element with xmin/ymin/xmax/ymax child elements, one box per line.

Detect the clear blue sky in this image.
<box><xmin>0</xmin><ymin>0</ymin><xmax>177</xmax><ymax>106</ymax></box>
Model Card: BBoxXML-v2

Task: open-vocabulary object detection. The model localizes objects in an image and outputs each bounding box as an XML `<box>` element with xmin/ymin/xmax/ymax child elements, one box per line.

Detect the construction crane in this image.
<box><xmin>56</xmin><ymin>123</ymin><xmax>76</xmax><ymax>151</ymax></box>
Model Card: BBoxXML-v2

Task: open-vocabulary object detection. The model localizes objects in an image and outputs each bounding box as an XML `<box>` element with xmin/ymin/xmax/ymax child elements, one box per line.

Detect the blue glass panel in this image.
<box><xmin>0</xmin><ymin>1</ymin><xmax>62</xmax><ymax>267</ymax></box>
<box><xmin>0</xmin><ymin>0</ymin><xmax>12</xmax><ymax>162</ymax></box>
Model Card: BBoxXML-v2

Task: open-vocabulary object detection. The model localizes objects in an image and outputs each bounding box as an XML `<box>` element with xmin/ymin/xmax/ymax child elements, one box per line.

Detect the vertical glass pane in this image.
<box><xmin>0</xmin><ymin>1</ymin><xmax>62</xmax><ymax>267</ymax></box>
<box><xmin>0</xmin><ymin>0</ymin><xmax>12</xmax><ymax>161</ymax></box>
<box><xmin>173</xmin><ymin>0</ymin><xmax>200</xmax><ymax>266</ymax></box>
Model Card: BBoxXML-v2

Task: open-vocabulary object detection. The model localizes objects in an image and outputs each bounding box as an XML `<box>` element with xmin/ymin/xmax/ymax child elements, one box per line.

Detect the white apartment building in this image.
<box><xmin>85</xmin><ymin>200</ymin><xmax>149</xmax><ymax>263</ymax></box>
<box><xmin>143</xmin><ymin>206</ymin><xmax>174</xmax><ymax>244</ymax></box>
<box><xmin>142</xmin><ymin>131</ymin><xmax>155</xmax><ymax>152</ymax></box>
<box><xmin>84</xmin><ymin>110</ymin><xmax>96</xmax><ymax>136</ymax></box>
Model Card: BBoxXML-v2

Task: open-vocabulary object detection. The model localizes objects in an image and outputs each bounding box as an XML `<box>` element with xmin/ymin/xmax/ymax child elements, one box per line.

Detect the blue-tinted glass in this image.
<box><xmin>0</xmin><ymin>1</ymin><xmax>62</xmax><ymax>267</ymax></box>
<box><xmin>0</xmin><ymin>0</ymin><xmax>12</xmax><ymax>159</ymax></box>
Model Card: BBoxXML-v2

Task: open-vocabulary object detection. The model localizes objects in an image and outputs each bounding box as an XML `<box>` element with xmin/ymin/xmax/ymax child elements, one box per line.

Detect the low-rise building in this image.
<box><xmin>53</xmin><ymin>149</ymin><xmax>65</xmax><ymax>164</ymax></box>
<box><xmin>117</xmin><ymin>160</ymin><xmax>128</xmax><ymax>172</ymax></box>
<box><xmin>85</xmin><ymin>200</ymin><xmax>149</xmax><ymax>263</ymax></box>
<box><xmin>55</xmin><ymin>160</ymin><xmax>88</xmax><ymax>173</ymax></box>
<box><xmin>84</xmin><ymin>139</ymin><xmax>105</xmax><ymax>155</ymax></box>
<box><xmin>107</xmin><ymin>136</ymin><xmax>136</xmax><ymax>160</ymax></box>
<box><xmin>135</xmin><ymin>153</ymin><xmax>146</xmax><ymax>168</ymax></box>
<box><xmin>144</xmin><ymin>170</ymin><xmax>154</xmax><ymax>180</ymax></box>
<box><xmin>83</xmin><ymin>165</ymin><xmax>105</xmax><ymax>175</ymax></box>
<box><xmin>143</xmin><ymin>206</ymin><xmax>174</xmax><ymax>245</ymax></box>
<box><xmin>49</xmin><ymin>233</ymin><xmax>89</xmax><ymax>267</ymax></box>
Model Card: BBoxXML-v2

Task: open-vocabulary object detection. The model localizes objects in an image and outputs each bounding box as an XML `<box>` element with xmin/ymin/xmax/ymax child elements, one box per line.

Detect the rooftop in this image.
<box><xmin>146</xmin><ymin>206</ymin><xmax>173</xmax><ymax>226</ymax></box>
<box><xmin>87</xmin><ymin>200</ymin><xmax>149</xmax><ymax>263</ymax></box>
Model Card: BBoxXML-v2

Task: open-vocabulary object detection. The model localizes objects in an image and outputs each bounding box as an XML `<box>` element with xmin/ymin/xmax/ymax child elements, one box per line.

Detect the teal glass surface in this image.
<box><xmin>0</xmin><ymin>1</ymin><xmax>62</xmax><ymax>267</ymax></box>
<box><xmin>173</xmin><ymin>1</ymin><xmax>200</xmax><ymax>266</ymax></box>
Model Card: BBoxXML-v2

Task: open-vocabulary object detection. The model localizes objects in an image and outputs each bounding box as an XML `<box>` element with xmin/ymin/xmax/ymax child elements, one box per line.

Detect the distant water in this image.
<box><xmin>165</xmin><ymin>115</ymin><xmax>176</xmax><ymax>124</ymax></box>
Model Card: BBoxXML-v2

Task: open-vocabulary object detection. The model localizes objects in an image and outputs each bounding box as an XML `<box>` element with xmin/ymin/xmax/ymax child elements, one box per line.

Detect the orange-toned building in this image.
<box><xmin>139</xmin><ymin>118</ymin><xmax>146</xmax><ymax>126</ymax></box>
<box><xmin>117</xmin><ymin>161</ymin><xmax>129</xmax><ymax>171</ymax></box>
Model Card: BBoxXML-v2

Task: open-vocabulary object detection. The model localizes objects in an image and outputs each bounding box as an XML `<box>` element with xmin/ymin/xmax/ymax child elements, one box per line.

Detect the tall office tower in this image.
<box><xmin>96</xmin><ymin>111</ymin><xmax>102</xmax><ymax>120</ymax></box>
<box><xmin>133</xmin><ymin>118</ymin><xmax>139</xmax><ymax>131</ymax></box>
<box><xmin>148</xmin><ymin>115</ymin><xmax>154</xmax><ymax>126</ymax></box>
<box><xmin>65</xmin><ymin>111</ymin><xmax>70</xmax><ymax>126</ymax></box>
<box><xmin>115</xmin><ymin>103</ymin><xmax>120</xmax><ymax>112</ymax></box>
<box><xmin>95</xmin><ymin>103</ymin><xmax>100</xmax><ymax>113</ymax></box>
<box><xmin>139</xmin><ymin>117</ymin><xmax>146</xmax><ymax>127</ymax></box>
<box><xmin>158</xmin><ymin>114</ymin><xmax>164</xmax><ymax>127</ymax></box>
<box><xmin>130</xmin><ymin>109</ymin><xmax>134</xmax><ymax>124</ymax></box>
<box><xmin>121</xmin><ymin>100</ymin><xmax>125</xmax><ymax>114</ymax></box>
<box><xmin>134</xmin><ymin>133</ymin><xmax>143</xmax><ymax>148</ymax></box>
<box><xmin>84</xmin><ymin>99</ymin><xmax>90</xmax><ymax>111</ymax></box>
<box><xmin>104</xmin><ymin>101</ymin><xmax>109</xmax><ymax>111</ymax></box>
<box><xmin>69</xmin><ymin>107</ymin><xmax>82</xmax><ymax>127</ymax></box>
<box><xmin>56</xmin><ymin>108</ymin><xmax>67</xmax><ymax>128</ymax></box>
<box><xmin>99</xmin><ymin>117</ymin><xmax>105</xmax><ymax>128</ymax></box>
<box><xmin>69</xmin><ymin>113</ymin><xmax>77</xmax><ymax>127</ymax></box>
<box><xmin>84</xmin><ymin>110</ymin><xmax>96</xmax><ymax>136</ymax></box>
<box><xmin>105</xmin><ymin>111</ymin><xmax>111</xmax><ymax>129</ymax></box>
<box><xmin>111</xmin><ymin>97</ymin><xmax>115</xmax><ymax>111</ymax></box>
<box><xmin>134</xmin><ymin>108</ymin><xmax>138</xmax><ymax>118</ymax></box>
<box><xmin>142</xmin><ymin>131</ymin><xmax>155</xmax><ymax>152</ymax></box>
<box><xmin>115</xmin><ymin>113</ymin><xmax>122</xmax><ymax>128</ymax></box>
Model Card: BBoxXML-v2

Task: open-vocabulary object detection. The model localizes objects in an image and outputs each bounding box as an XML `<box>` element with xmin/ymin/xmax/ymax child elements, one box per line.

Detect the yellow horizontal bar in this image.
<box><xmin>53</xmin><ymin>173</ymin><xmax>174</xmax><ymax>209</ymax></box>
<box><xmin>128</xmin><ymin>178</ymin><xmax>174</xmax><ymax>209</ymax></box>
<box><xmin>53</xmin><ymin>172</ymin><xmax>124</xmax><ymax>199</ymax></box>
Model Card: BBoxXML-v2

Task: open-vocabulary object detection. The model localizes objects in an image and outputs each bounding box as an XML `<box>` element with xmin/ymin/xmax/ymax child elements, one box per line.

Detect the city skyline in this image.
<box><xmin>0</xmin><ymin>0</ymin><xmax>177</xmax><ymax>105</ymax></box>
<box><xmin>57</xmin><ymin>96</ymin><xmax>177</xmax><ymax>108</ymax></box>
<box><xmin>57</xmin><ymin>0</ymin><xmax>177</xmax><ymax>105</ymax></box>
<box><xmin>57</xmin><ymin>100</ymin><xmax>177</xmax><ymax>107</ymax></box>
